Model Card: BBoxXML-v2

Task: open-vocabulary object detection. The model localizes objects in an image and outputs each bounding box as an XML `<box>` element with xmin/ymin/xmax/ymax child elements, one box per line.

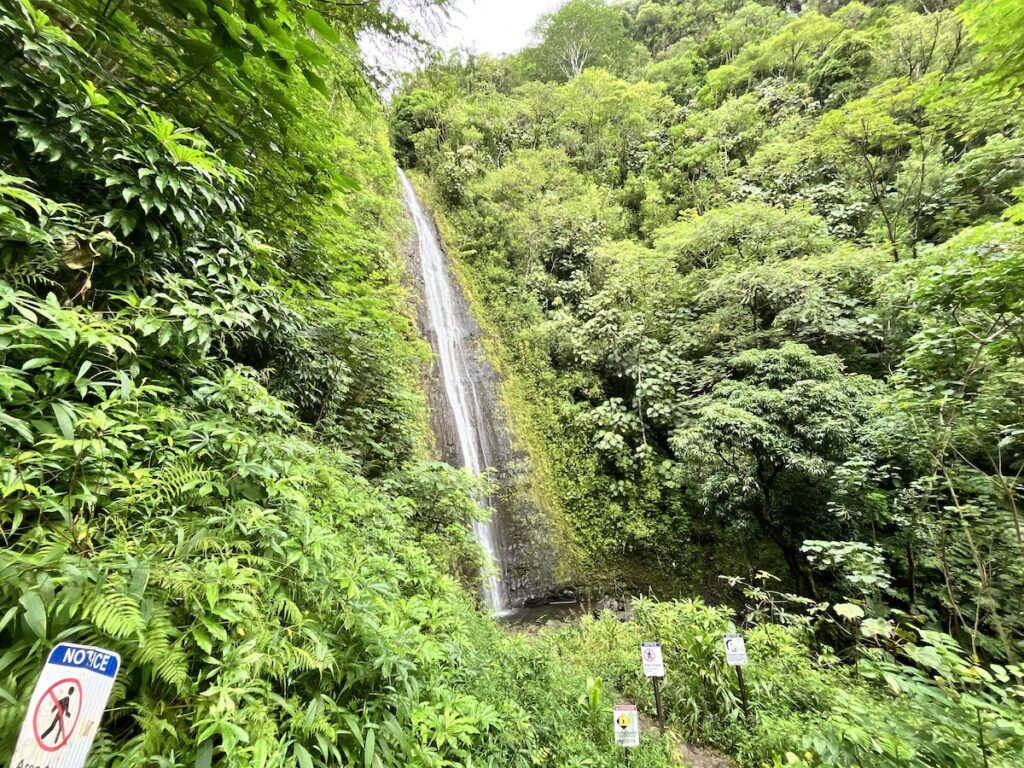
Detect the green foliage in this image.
<box><xmin>888</xmin><ymin>215</ymin><xmax>1024</xmax><ymax>659</ymax></box>
<box><xmin>5</xmin><ymin>0</ymin><xmax>1024</xmax><ymax>765</ymax></box>
<box><xmin>393</xmin><ymin>0</ymin><xmax>1024</xmax><ymax>647</ymax></box>
<box><xmin>550</xmin><ymin>592</ymin><xmax>1024</xmax><ymax>768</ymax></box>
<box><xmin>654</xmin><ymin>202</ymin><xmax>832</xmax><ymax>269</ymax></box>
<box><xmin>0</xmin><ymin>0</ymin><xmax>674</xmax><ymax>766</ymax></box>
<box><xmin>524</xmin><ymin>0</ymin><xmax>649</xmax><ymax>81</ymax></box>
<box><xmin>10</xmin><ymin>0</ymin><xmax>1022</xmax><ymax>765</ymax></box>
<box><xmin>461</xmin><ymin>148</ymin><xmax>627</xmax><ymax>291</ymax></box>
<box><xmin>962</xmin><ymin>0</ymin><xmax>1024</xmax><ymax>90</ymax></box>
<box><xmin>673</xmin><ymin>343</ymin><xmax>895</xmax><ymax>596</ymax></box>
<box><xmin>392</xmin><ymin>0</ymin><xmax>1024</xmax><ymax>723</ymax></box>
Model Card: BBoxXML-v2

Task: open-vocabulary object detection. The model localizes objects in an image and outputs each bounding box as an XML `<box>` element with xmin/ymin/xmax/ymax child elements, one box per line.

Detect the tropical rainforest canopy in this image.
<box><xmin>1</xmin><ymin>0</ymin><xmax>1023</xmax><ymax>767</ymax></box>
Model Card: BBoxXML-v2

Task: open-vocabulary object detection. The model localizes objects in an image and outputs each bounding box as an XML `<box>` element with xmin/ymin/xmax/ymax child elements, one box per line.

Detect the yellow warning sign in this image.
<box><xmin>612</xmin><ymin>704</ymin><xmax>639</xmax><ymax>747</ymax></box>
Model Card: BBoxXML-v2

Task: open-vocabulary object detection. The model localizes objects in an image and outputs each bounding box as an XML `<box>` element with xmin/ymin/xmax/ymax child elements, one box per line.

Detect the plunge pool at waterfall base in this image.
<box><xmin>497</xmin><ymin>601</ymin><xmax>586</xmax><ymax>628</ymax></box>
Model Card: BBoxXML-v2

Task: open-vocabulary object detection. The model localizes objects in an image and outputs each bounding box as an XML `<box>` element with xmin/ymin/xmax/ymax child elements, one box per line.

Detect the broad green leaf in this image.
<box><xmin>294</xmin><ymin>743</ymin><xmax>313</xmax><ymax>768</ymax></box>
<box><xmin>302</xmin><ymin>68</ymin><xmax>329</xmax><ymax>97</ymax></box>
<box><xmin>20</xmin><ymin>590</ymin><xmax>46</xmax><ymax>639</ymax></box>
<box><xmin>833</xmin><ymin>603</ymin><xmax>864</xmax><ymax>621</ymax></box>
<box><xmin>303</xmin><ymin>10</ymin><xmax>341</xmax><ymax>45</ymax></box>
<box><xmin>51</xmin><ymin>401</ymin><xmax>75</xmax><ymax>440</ymax></box>
<box><xmin>364</xmin><ymin>728</ymin><xmax>375</xmax><ymax>768</ymax></box>
<box><xmin>196</xmin><ymin>739</ymin><xmax>213</xmax><ymax>768</ymax></box>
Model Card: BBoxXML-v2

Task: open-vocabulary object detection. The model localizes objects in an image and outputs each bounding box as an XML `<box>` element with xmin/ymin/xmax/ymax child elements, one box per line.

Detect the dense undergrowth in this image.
<box><xmin>557</xmin><ymin>587</ymin><xmax>1024</xmax><ymax>767</ymax></box>
<box><xmin>392</xmin><ymin>0</ymin><xmax>1024</xmax><ymax>765</ymax></box>
<box><xmin>0</xmin><ymin>1</ymin><xmax>674</xmax><ymax>766</ymax></box>
<box><xmin>2</xmin><ymin>0</ymin><xmax>1024</xmax><ymax>766</ymax></box>
<box><xmin>392</xmin><ymin>0</ymin><xmax>1024</xmax><ymax>661</ymax></box>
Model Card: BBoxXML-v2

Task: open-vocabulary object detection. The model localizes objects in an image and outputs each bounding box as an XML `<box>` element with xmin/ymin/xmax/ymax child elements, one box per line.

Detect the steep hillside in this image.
<box><xmin>2</xmin><ymin>1</ymin><xmax>1023</xmax><ymax>767</ymax></box>
<box><xmin>392</xmin><ymin>0</ymin><xmax>1024</xmax><ymax>661</ymax></box>
<box><xmin>0</xmin><ymin>1</ymin><xmax>663</xmax><ymax>766</ymax></box>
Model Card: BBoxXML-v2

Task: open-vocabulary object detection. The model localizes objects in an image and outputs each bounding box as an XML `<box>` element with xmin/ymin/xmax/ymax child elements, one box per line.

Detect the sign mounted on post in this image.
<box><xmin>640</xmin><ymin>642</ymin><xmax>665</xmax><ymax>678</ymax></box>
<box><xmin>723</xmin><ymin>634</ymin><xmax>752</xmax><ymax>723</ymax></box>
<box><xmin>8</xmin><ymin>643</ymin><xmax>121</xmax><ymax>768</ymax></box>
<box><xmin>612</xmin><ymin>704</ymin><xmax>640</xmax><ymax>747</ymax></box>
<box><xmin>724</xmin><ymin>634</ymin><xmax>748</xmax><ymax>666</ymax></box>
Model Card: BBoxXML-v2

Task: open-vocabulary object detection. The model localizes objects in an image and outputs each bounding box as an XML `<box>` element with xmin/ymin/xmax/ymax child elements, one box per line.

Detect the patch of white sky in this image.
<box><xmin>434</xmin><ymin>0</ymin><xmax>558</xmax><ymax>56</ymax></box>
<box><xmin>362</xmin><ymin>0</ymin><xmax>559</xmax><ymax>92</ymax></box>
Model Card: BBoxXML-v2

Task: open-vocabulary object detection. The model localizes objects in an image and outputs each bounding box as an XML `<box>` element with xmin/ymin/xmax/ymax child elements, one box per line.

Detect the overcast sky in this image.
<box><xmin>434</xmin><ymin>0</ymin><xmax>558</xmax><ymax>55</ymax></box>
<box><xmin>363</xmin><ymin>0</ymin><xmax>560</xmax><ymax>92</ymax></box>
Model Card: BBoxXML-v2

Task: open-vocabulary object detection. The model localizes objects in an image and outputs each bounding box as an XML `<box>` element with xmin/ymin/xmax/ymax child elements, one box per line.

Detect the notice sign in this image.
<box><xmin>640</xmin><ymin>641</ymin><xmax>665</xmax><ymax>677</ymax></box>
<box><xmin>724</xmin><ymin>634</ymin><xmax>748</xmax><ymax>666</ymax></box>
<box><xmin>612</xmin><ymin>704</ymin><xmax>640</xmax><ymax>747</ymax></box>
<box><xmin>8</xmin><ymin>643</ymin><xmax>121</xmax><ymax>768</ymax></box>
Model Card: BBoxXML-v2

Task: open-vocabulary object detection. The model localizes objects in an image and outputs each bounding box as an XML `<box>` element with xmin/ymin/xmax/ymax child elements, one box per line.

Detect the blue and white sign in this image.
<box><xmin>640</xmin><ymin>641</ymin><xmax>665</xmax><ymax>677</ymax></box>
<box><xmin>8</xmin><ymin>643</ymin><xmax>121</xmax><ymax>768</ymax></box>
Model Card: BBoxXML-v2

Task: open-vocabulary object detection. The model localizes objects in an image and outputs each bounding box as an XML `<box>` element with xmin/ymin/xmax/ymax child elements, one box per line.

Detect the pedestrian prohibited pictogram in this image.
<box><xmin>33</xmin><ymin>678</ymin><xmax>82</xmax><ymax>751</ymax></box>
<box><xmin>640</xmin><ymin>641</ymin><xmax>665</xmax><ymax>677</ymax></box>
<box><xmin>8</xmin><ymin>643</ymin><xmax>120</xmax><ymax>768</ymax></box>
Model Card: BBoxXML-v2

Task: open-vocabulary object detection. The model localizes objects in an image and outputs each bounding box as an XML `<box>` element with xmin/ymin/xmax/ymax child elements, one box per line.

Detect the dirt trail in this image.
<box><xmin>635</xmin><ymin>707</ymin><xmax>736</xmax><ymax>768</ymax></box>
<box><xmin>674</xmin><ymin>743</ymin><xmax>736</xmax><ymax>768</ymax></box>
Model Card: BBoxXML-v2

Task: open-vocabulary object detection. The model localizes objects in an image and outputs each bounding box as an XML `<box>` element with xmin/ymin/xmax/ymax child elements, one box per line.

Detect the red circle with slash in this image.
<box><xmin>32</xmin><ymin>677</ymin><xmax>82</xmax><ymax>752</ymax></box>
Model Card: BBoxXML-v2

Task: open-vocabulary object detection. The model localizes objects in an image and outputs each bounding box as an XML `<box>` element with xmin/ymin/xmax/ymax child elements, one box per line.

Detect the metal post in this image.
<box><xmin>736</xmin><ymin>666</ymin><xmax>750</xmax><ymax>723</ymax></box>
<box><xmin>978</xmin><ymin>708</ymin><xmax>990</xmax><ymax>768</ymax></box>
<box><xmin>652</xmin><ymin>676</ymin><xmax>665</xmax><ymax>734</ymax></box>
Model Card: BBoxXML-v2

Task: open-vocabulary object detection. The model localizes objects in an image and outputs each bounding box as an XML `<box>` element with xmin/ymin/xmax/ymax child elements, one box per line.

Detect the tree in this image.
<box><xmin>962</xmin><ymin>0</ymin><xmax>1024</xmax><ymax>91</ymax></box>
<box><xmin>813</xmin><ymin>79</ymin><xmax>947</xmax><ymax>260</ymax></box>
<box><xmin>390</xmin><ymin>0</ymin><xmax>1024</xmax><ymax>669</ymax></box>
<box><xmin>896</xmin><ymin>215</ymin><xmax>1024</xmax><ymax>659</ymax></box>
<box><xmin>554</xmin><ymin>69</ymin><xmax>676</xmax><ymax>184</ymax></box>
<box><xmin>654</xmin><ymin>201</ymin><xmax>833</xmax><ymax>270</ymax></box>
<box><xmin>460</xmin><ymin>148</ymin><xmax>626</xmax><ymax>295</ymax></box>
<box><xmin>390</xmin><ymin>88</ymin><xmax>443</xmax><ymax>166</ymax></box>
<box><xmin>662</xmin><ymin>93</ymin><xmax>768</xmax><ymax>210</ymax></box>
<box><xmin>526</xmin><ymin>0</ymin><xmax>647</xmax><ymax>81</ymax></box>
<box><xmin>673</xmin><ymin>343</ymin><xmax>888</xmax><ymax>596</ymax></box>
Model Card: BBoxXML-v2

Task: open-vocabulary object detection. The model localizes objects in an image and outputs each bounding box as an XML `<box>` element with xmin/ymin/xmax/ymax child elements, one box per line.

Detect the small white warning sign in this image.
<box><xmin>612</xmin><ymin>704</ymin><xmax>640</xmax><ymax>747</ymax></box>
<box><xmin>724</xmin><ymin>633</ymin><xmax>748</xmax><ymax>666</ymax></box>
<box><xmin>640</xmin><ymin>641</ymin><xmax>665</xmax><ymax>677</ymax></box>
<box><xmin>8</xmin><ymin>643</ymin><xmax>121</xmax><ymax>768</ymax></box>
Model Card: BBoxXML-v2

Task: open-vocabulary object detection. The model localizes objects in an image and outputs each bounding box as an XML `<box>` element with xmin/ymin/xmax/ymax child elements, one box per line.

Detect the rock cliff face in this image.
<box><xmin>399</xmin><ymin>170</ymin><xmax>561</xmax><ymax>609</ymax></box>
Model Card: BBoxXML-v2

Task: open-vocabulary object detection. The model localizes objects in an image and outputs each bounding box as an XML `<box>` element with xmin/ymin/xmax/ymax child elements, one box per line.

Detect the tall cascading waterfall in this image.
<box><xmin>399</xmin><ymin>169</ymin><xmax>561</xmax><ymax>614</ymax></box>
<box><xmin>400</xmin><ymin>169</ymin><xmax>508</xmax><ymax>612</ymax></box>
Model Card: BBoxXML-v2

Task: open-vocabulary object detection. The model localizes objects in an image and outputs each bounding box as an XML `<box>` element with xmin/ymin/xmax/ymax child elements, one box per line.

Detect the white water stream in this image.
<box><xmin>399</xmin><ymin>170</ymin><xmax>510</xmax><ymax>614</ymax></box>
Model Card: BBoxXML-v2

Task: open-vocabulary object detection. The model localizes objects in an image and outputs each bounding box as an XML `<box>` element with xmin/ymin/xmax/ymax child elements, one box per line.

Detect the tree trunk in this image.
<box><xmin>753</xmin><ymin>484</ymin><xmax>819</xmax><ymax>599</ymax></box>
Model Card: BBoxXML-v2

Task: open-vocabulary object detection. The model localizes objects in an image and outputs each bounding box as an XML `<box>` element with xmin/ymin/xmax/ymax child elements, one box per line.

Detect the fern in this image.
<box><xmin>133</xmin><ymin>604</ymin><xmax>190</xmax><ymax>693</ymax></box>
<box><xmin>116</xmin><ymin>455</ymin><xmax>216</xmax><ymax>509</ymax></box>
<box><xmin>85</xmin><ymin>588</ymin><xmax>145</xmax><ymax>640</ymax></box>
<box><xmin>275</xmin><ymin>595</ymin><xmax>305</xmax><ymax>625</ymax></box>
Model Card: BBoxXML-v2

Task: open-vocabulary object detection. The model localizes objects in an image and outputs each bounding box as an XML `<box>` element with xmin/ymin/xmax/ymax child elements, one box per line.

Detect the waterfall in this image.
<box><xmin>398</xmin><ymin>169</ymin><xmax>510</xmax><ymax>613</ymax></box>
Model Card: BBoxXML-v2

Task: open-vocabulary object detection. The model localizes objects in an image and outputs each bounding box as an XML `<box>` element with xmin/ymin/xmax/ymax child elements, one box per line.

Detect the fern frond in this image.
<box><xmin>85</xmin><ymin>588</ymin><xmax>145</xmax><ymax>640</ymax></box>
<box><xmin>154</xmin><ymin>646</ymin><xmax>191</xmax><ymax>692</ymax></box>
<box><xmin>276</xmin><ymin>596</ymin><xmax>304</xmax><ymax>625</ymax></box>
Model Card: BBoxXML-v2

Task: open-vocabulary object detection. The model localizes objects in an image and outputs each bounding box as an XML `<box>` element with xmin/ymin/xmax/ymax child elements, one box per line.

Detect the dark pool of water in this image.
<box><xmin>498</xmin><ymin>601</ymin><xmax>586</xmax><ymax>627</ymax></box>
